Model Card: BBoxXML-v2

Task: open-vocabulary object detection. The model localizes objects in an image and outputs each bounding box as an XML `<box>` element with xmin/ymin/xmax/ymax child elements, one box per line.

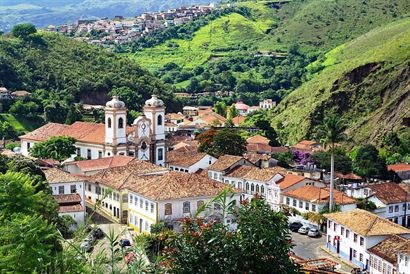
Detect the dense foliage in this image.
<box><xmin>197</xmin><ymin>128</ymin><xmax>247</xmax><ymax>157</ymax></box>
<box><xmin>312</xmin><ymin>149</ymin><xmax>353</xmax><ymax>174</ymax></box>
<box><xmin>351</xmin><ymin>145</ymin><xmax>387</xmax><ymax>179</ymax></box>
<box><xmin>30</xmin><ymin>136</ymin><xmax>77</xmax><ymax>162</ymax></box>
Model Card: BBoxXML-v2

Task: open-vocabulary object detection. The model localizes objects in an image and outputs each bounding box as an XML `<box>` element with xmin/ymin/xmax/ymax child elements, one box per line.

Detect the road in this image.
<box><xmin>291</xmin><ymin>231</ymin><xmax>354</xmax><ymax>273</ymax></box>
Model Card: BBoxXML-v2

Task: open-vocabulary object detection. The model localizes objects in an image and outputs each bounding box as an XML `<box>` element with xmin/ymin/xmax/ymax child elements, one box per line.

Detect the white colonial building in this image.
<box><xmin>166</xmin><ymin>146</ymin><xmax>216</xmax><ymax>173</ymax></box>
<box><xmin>126</xmin><ymin>171</ymin><xmax>241</xmax><ymax>233</ymax></box>
<box><xmin>324</xmin><ymin>209</ymin><xmax>410</xmax><ymax>270</ymax></box>
<box><xmin>20</xmin><ymin>95</ymin><xmax>167</xmax><ymax>166</ymax></box>
<box><xmin>44</xmin><ymin>168</ymin><xmax>86</xmax><ymax>225</ymax></box>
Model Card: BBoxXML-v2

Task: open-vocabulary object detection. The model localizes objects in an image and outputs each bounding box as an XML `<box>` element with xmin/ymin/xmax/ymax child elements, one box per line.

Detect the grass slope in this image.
<box><xmin>131</xmin><ymin>0</ymin><xmax>410</xmax><ymax>72</ymax></box>
<box><xmin>272</xmin><ymin>18</ymin><xmax>410</xmax><ymax>144</ymax></box>
<box><xmin>0</xmin><ymin>114</ymin><xmax>43</xmax><ymax>132</ymax></box>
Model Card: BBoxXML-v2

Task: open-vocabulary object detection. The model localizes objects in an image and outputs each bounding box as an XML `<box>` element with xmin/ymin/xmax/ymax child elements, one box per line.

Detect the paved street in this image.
<box><xmin>291</xmin><ymin>231</ymin><xmax>354</xmax><ymax>273</ymax></box>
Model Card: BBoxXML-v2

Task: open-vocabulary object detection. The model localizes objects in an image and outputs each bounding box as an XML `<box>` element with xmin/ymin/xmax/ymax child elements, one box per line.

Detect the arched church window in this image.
<box><xmin>157</xmin><ymin>115</ymin><xmax>163</xmax><ymax>126</ymax></box>
<box><xmin>158</xmin><ymin>148</ymin><xmax>164</xmax><ymax>161</ymax></box>
<box><xmin>141</xmin><ymin>142</ymin><xmax>147</xmax><ymax>150</ymax></box>
<box><xmin>118</xmin><ymin>117</ymin><xmax>124</xmax><ymax>129</ymax></box>
<box><xmin>107</xmin><ymin>118</ymin><xmax>112</xmax><ymax>128</ymax></box>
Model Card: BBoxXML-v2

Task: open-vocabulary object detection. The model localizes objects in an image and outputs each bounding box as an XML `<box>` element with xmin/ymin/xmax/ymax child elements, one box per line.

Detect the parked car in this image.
<box><xmin>80</xmin><ymin>241</ymin><xmax>93</xmax><ymax>252</ymax></box>
<box><xmin>298</xmin><ymin>226</ymin><xmax>310</xmax><ymax>235</ymax></box>
<box><xmin>92</xmin><ymin>227</ymin><xmax>105</xmax><ymax>239</ymax></box>
<box><xmin>289</xmin><ymin>222</ymin><xmax>303</xmax><ymax>232</ymax></box>
<box><xmin>120</xmin><ymin>239</ymin><xmax>131</xmax><ymax>248</ymax></box>
<box><xmin>84</xmin><ymin>234</ymin><xmax>96</xmax><ymax>244</ymax></box>
<box><xmin>308</xmin><ymin>228</ymin><xmax>321</xmax><ymax>238</ymax></box>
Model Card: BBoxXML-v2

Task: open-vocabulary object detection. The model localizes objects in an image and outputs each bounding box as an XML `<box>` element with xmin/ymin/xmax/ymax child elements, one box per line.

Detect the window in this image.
<box><xmin>98</xmin><ymin>151</ymin><xmax>103</xmax><ymax>159</ymax></box>
<box><xmin>299</xmin><ymin>200</ymin><xmax>303</xmax><ymax>209</ymax></box>
<box><xmin>346</xmin><ymin>229</ymin><xmax>350</xmax><ymax>238</ymax></box>
<box><xmin>353</xmin><ymin>233</ymin><xmax>358</xmax><ymax>243</ymax></box>
<box><xmin>246</xmin><ymin>182</ymin><xmax>249</xmax><ymax>191</ymax></box>
<box><xmin>286</xmin><ymin>197</ymin><xmax>290</xmax><ymax>205</ymax></box>
<box><xmin>333</xmin><ymin>223</ymin><xmax>336</xmax><ymax>231</ymax></box>
<box><xmin>145</xmin><ymin>201</ymin><xmax>149</xmax><ymax>211</ymax></box>
<box><xmin>197</xmin><ymin>200</ymin><xmax>204</xmax><ymax>209</ymax></box>
<box><xmin>107</xmin><ymin>117</ymin><xmax>112</xmax><ymax>128</ymax></box>
<box><xmin>305</xmin><ymin>202</ymin><xmax>310</xmax><ymax>210</ymax></box>
<box><xmin>389</xmin><ymin>206</ymin><xmax>393</xmax><ymax>213</ymax></box>
<box><xmin>395</xmin><ymin>205</ymin><xmax>399</xmax><ymax>212</ymax></box>
<box><xmin>87</xmin><ymin>149</ymin><xmax>92</xmax><ymax>160</ymax></box>
<box><xmin>76</xmin><ymin>148</ymin><xmax>80</xmax><ymax>156</ymax></box>
<box><xmin>58</xmin><ymin>186</ymin><xmax>64</xmax><ymax>194</ymax></box>
<box><xmin>359</xmin><ymin>253</ymin><xmax>363</xmax><ymax>262</ymax></box>
<box><xmin>157</xmin><ymin>115</ymin><xmax>162</xmax><ymax>125</ymax></box>
<box><xmin>129</xmin><ymin>194</ymin><xmax>133</xmax><ymax>205</ymax></box>
<box><xmin>118</xmin><ymin>117</ymin><xmax>124</xmax><ymax>129</ymax></box>
<box><xmin>150</xmin><ymin>203</ymin><xmax>154</xmax><ymax>213</ymax></box>
<box><xmin>359</xmin><ymin>237</ymin><xmax>364</xmax><ymax>246</ymax></box>
<box><xmin>261</xmin><ymin>185</ymin><xmax>264</xmax><ymax>193</ymax></box>
<box><xmin>256</xmin><ymin>185</ymin><xmax>260</xmax><ymax>193</ymax></box>
<box><xmin>158</xmin><ymin>148</ymin><xmax>164</xmax><ymax>161</ymax></box>
<box><xmin>293</xmin><ymin>199</ymin><xmax>297</xmax><ymax>207</ymax></box>
<box><xmin>328</xmin><ymin>220</ymin><xmax>332</xmax><ymax>229</ymax></box>
<box><xmin>183</xmin><ymin>201</ymin><xmax>190</xmax><ymax>213</ymax></box>
<box><xmin>165</xmin><ymin>203</ymin><xmax>172</xmax><ymax>215</ymax></box>
<box><xmin>27</xmin><ymin>142</ymin><xmax>31</xmax><ymax>150</ymax></box>
<box><xmin>238</xmin><ymin>182</ymin><xmax>242</xmax><ymax>189</ymax></box>
<box><xmin>96</xmin><ymin>186</ymin><xmax>101</xmax><ymax>195</ymax></box>
<box><xmin>312</xmin><ymin>204</ymin><xmax>316</xmax><ymax>212</ymax></box>
<box><xmin>70</xmin><ymin>185</ymin><xmax>76</xmax><ymax>194</ymax></box>
<box><xmin>88</xmin><ymin>184</ymin><xmax>91</xmax><ymax>192</ymax></box>
<box><xmin>134</xmin><ymin>197</ymin><xmax>138</xmax><ymax>206</ymax></box>
<box><xmin>403</xmin><ymin>203</ymin><xmax>407</xmax><ymax>211</ymax></box>
<box><xmin>353</xmin><ymin>249</ymin><xmax>357</xmax><ymax>258</ymax></box>
<box><xmin>251</xmin><ymin>183</ymin><xmax>255</xmax><ymax>192</ymax></box>
<box><xmin>341</xmin><ymin>227</ymin><xmax>345</xmax><ymax>235</ymax></box>
<box><xmin>140</xmin><ymin>199</ymin><xmax>143</xmax><ymax>208</ymax></box>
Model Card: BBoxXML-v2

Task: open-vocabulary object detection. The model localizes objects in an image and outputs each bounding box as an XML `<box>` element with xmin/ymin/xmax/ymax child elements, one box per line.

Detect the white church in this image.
<box><xmin>20</xmin><ymin>95</ymin><xmax>167</xmax><ymax>166</ymax></box>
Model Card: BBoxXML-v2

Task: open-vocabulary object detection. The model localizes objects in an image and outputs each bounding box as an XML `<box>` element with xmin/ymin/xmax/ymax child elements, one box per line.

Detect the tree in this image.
<box><xmin>0</xmin><ymin>121</ymin><xmax>18</xmax><ymax>140</ymax></box>
<box><xmin>30</xmin><ymin>136</ymin><xmax>76</xmax><ymax>162</ymax></box>
<box><xmin>11</xmin><ymin>23</ymin><xmax>37</xmax><ymax>39</ymax></box>
<box><xmin>312</xmin><ymin>148</ymin><xmax>352</xmax><ymax>174</ymax></box>
<box><xmin>352</xmin><ymin>145</ymin><xmax>387</xmax><ymax>179</ymax></box>
<box><xmin>210</xmin><ymin>129</ymin><xmax>247</xmax><ymax>157</ymax></box>
<box><xmin>65</xmin><ymin>105</ymin><xmax>83</xmax><ymax>124</ymax></box>
<box><xmin>0</xmin><ymin>213</ymin><xmax>60</xmax><ymax>273</ymax></box>
<box><xmin>197</xmin><ymin>129</ymin><xmax>217</xmax><ymax>153</ymax></box>
<box><xmin>9</xmin><ymin>100</ymin><xmax>40</xmax><ymax>118</ymax></box>
<box><xmin>7</xmin><ymin>156</ymin><xmax>45</xmax><ymax>182</ymax></box>
<box><xmin>44</xmin><ymin>102</ymin><xmax>68</xmax><ymax>123</ymax></box>
<box><xmin>213</xmin><ymin>101</ymin><xmax>227</xmax><ymax>117</ymax></box>
<box><xmin>162</xmin><ymin>195</ymin><xmax>298</xmax><ymax>273</ymax></box>
<box><xmin>109</xmin><ymin>87</ymin><xmax>143</xmax><ymax>111</ymax></box>
<box><xmin>314</xmin><ymin>114</ymin><xmax>346</xmax><ymax>212</ymax></box>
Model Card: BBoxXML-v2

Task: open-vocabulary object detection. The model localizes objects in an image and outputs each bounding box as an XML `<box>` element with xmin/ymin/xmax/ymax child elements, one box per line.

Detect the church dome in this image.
<box><xmin>106</xmin><ymin>96</ymin><xmax>126</xmax><ymax>109</ymax></box>
<box><xmin>145</xmin><ymin>94</ymin><xmax>164</xmax><ymax>107</ymax></box>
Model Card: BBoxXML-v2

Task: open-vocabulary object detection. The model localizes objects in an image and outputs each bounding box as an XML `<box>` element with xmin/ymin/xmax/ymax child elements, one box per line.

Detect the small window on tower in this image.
<box><xmin>118</xmin><ymin>117</ymin><xmax>124</xmax><ymax>129</ymax></box>
<box><xmin>157</xmin><ymin>115</ymin><xmax>162</xmax><ymax>126</ymax></box>
<box><xmin>158</xmin><ymin>148</ymin><xmax>163</xmax><ymax>161</ymax></box>
<box><xmin>107</xmin><ymin>118</ymin><xmax>112</xmax><ymax>128</ymax></box>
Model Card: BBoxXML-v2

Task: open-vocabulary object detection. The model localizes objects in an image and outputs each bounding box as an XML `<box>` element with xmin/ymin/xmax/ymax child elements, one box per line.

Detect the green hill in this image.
<box><xmin>272</xmin><ymin>18</ymin><xmax>410</xmax><ymax>145</ymax></box>
<box><xmin>130</xmin><ymin>0</ymin><xmax>410</xmax><ymax>71</ymax></box>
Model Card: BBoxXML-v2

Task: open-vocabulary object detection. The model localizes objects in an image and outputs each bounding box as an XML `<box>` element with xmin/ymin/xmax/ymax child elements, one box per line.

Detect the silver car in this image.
<box><xmin>298</xmin><ymin>226</ymin><xmax>310</xmax><ymax>235</ymax></box>
<box><xmin>307</xmin><ymin>228</ymin><xmax>321</xmax><ymax>237</ymax></box>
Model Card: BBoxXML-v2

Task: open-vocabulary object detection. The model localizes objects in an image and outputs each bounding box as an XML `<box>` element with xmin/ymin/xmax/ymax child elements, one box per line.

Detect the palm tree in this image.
<box><xmin>315</xmin><ymin>114</ymin><xmax>346</xmax><ymax>212</ymax></box>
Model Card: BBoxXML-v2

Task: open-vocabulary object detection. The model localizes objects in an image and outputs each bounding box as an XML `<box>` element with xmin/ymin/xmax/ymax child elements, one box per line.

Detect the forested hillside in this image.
<box><xmin>0</xmin><ymin>31</ymin><xmax>176</xmax><ymax>108</ymax></box>
<box><xmin>128</xmin><ymin>0</ymin><xmax>410</xmax><ymax>106</ymax></box>
<box><xmin>272</xmin><ymin>18</ymin><xmax>410</xmax><ymax>145</ymax></box>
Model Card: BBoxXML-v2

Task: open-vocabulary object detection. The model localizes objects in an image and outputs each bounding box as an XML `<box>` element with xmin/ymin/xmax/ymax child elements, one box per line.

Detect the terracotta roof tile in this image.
<box><xmin>225</xmin><ymin>165</ymin><xmax>254</xmax><ymax>178</ymax></box>
<box><xmin>54</xmin><ymin>193</ymin><xmax>82</xmax><ymax>204</ymax></box>
<box><xmin>244</xmin><ymin>153</ymin><xmax>271</xmax><ymax>164</ymax></box>
<box><xmin>324</xmin><ymin>209</ymin><xmax>410</xmax><ymax>236</ymax></box>
<box><xmin>166</xmin><ymin>113</ymin><xmax>184</xmax><ymax>120</ymax></box>
<box><xmin>88</xmin><ymin>159</ymin><xmax>169</xmax><ymax>190</ymax></box>
<box><xmin>278</xmin><ymin>174</ymin><xmax>306</xmax><ymax>190</ymax></box>
<box><xmin>243</xmin><ymin>167</ymin><xmax>286</xmax><ymax>182</ymax></box>
<box><xmin>335</xmin><ymin>172</ymin><xmax>362</xmax><ymax>180</ymax></box>
<box><xmin>368</xmin><ymin>235</ymin><xmax>410</xmax><ymax>265</ymax></box>
<box><xmin>44</xmin><ymin>168</ymin><xmax>83</xmax><ymax>184</ymax></box>
<box><xmin>166</xmin><ymin>146</ymin><xmax>209</xmax><ymax>168</ymax></box>
<box><xmin>232</xmin><ymin>116</ymin><xmax>246</xmax><ymax>126</ymax></box>
<box><xmin>72</xmin><ymin>156</ymin><xmax>134</xmax><ymax>172</ymax></box>
<box><xmin>208</xmin><ymin>155</ymin><xmax>244</xmax><ymax>172</ymax></box>
<box><xmin>388</xmin><ymin>163</ymin><xmax>410</xmax><ymax>172</ymax></box>
<box><xmin>283</xmin><ymin>185</ymin><xmax>356</xmax><ymax>205</ymax></box>
<box><xmin>368</xmin><ymin>182</ymin><xmax>408</xmax><ymax>204</ymax></box>
<box><xmin>126</xmin><ymin>171</ymin><xmax>241</xmax><ymax>201</ymax></box>
<box><xmin>247</xmin><ymin>134</ymin><xmax>270</xmax><ymax>145</ymax></box>
<box><xmin>20</xmin><ymin>121</ymin><xmax>133</xmax><ymax>144</ymax></box>
<box><xmin>59</xmin><ymin>203</ymin><xmax>84</xmax><ymax>213</ymax></box>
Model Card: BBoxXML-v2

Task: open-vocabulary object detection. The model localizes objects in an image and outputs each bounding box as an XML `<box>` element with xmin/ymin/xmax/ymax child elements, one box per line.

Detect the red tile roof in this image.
<box><xmin>20</xmin><ymin>121</ymin><xmax>133</xmax><ymax>144</ymax></box>
<box><xmin>368</xmin><ymin>182</ymin><xmax>408</xmax><ymax>204</ymax></box>
<box><xmin>166</xmin><ymin>146</ymin><xmax>209</xmax><ymax>168</ymax></box>
<box><xmin>247</xmin><ymin>134</ymin><xmax>270</xmax><ymax>145</ymax></box>
<box><xmin>54</xmin><ymin>193</ymin><xmax>82</xmax><ymax>204</ymax></box>
<box><xmin>335</xmin><ymin>172</ymin><xmax>362</xmax><ymax>180</ymax></box>
<box><xmin>72</xmin><ymin>156</ymin><xmax>134</xmax><ymax>172</ymax></box>
<box><xmin>368</xmin><ymin>235</ymin><xmax>410</xmax><ymax>265</ymax></box>
<box><xmin>278</xmin><ymin>174</ymin><xmax>306</xmax><ymax>190</ymax></box>
<box><xmin>44</xmin><ymin>168</ymin><xmax>83</xmax><ymax>184</ymax></box>
<box><xmin>283</xmin><ymin>185</ymin><xmax>356</xmax><ymax>205</ymax></box>
<box><xmin>208</xmin><ymin>155</ymin><xmax>244</xmax><ymax>172</ymax></box>
<box><xmin>388</xmin><ymin>163</ymin><xmax>410</xmax><ymax>172</ymax></box>
<box><xmin>59</xmin><ymin>203</ymin><xmax>84</xmax><ymax>213</ymax></box>
<box><xmin>232</xmin><ymin>116</ymin><xmax>246</xmax><ymax>126</ymax></box>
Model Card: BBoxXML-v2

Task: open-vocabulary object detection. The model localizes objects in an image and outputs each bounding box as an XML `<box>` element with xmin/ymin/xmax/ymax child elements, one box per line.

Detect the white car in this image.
<box><xmin>298</xmin><ymin>226</ymin><xmax>310</xmax><ymax>235</ymax></box>
<box><xmin>307</xmin><ymin>228</ymin><xmax>321</xmax><ymax>237</ymax></box>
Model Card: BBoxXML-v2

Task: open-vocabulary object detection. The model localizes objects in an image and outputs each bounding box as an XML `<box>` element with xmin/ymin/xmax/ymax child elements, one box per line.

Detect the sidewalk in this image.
<box><xmin>320</xmin><ymin>245</ymin><xmax>357</xmax><ymax>273</ymax></box>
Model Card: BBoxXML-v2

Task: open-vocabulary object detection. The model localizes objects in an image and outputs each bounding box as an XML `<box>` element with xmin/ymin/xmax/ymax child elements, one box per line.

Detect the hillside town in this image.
<box><xmin>45</xmin><ymin>4</ymin><xmax>215</xmax><ymax>47</ymax></box>
<box><xmin>4</xmin><ymin>94</ymin><xmax>408</xmax><ymax>274</ymax></box>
